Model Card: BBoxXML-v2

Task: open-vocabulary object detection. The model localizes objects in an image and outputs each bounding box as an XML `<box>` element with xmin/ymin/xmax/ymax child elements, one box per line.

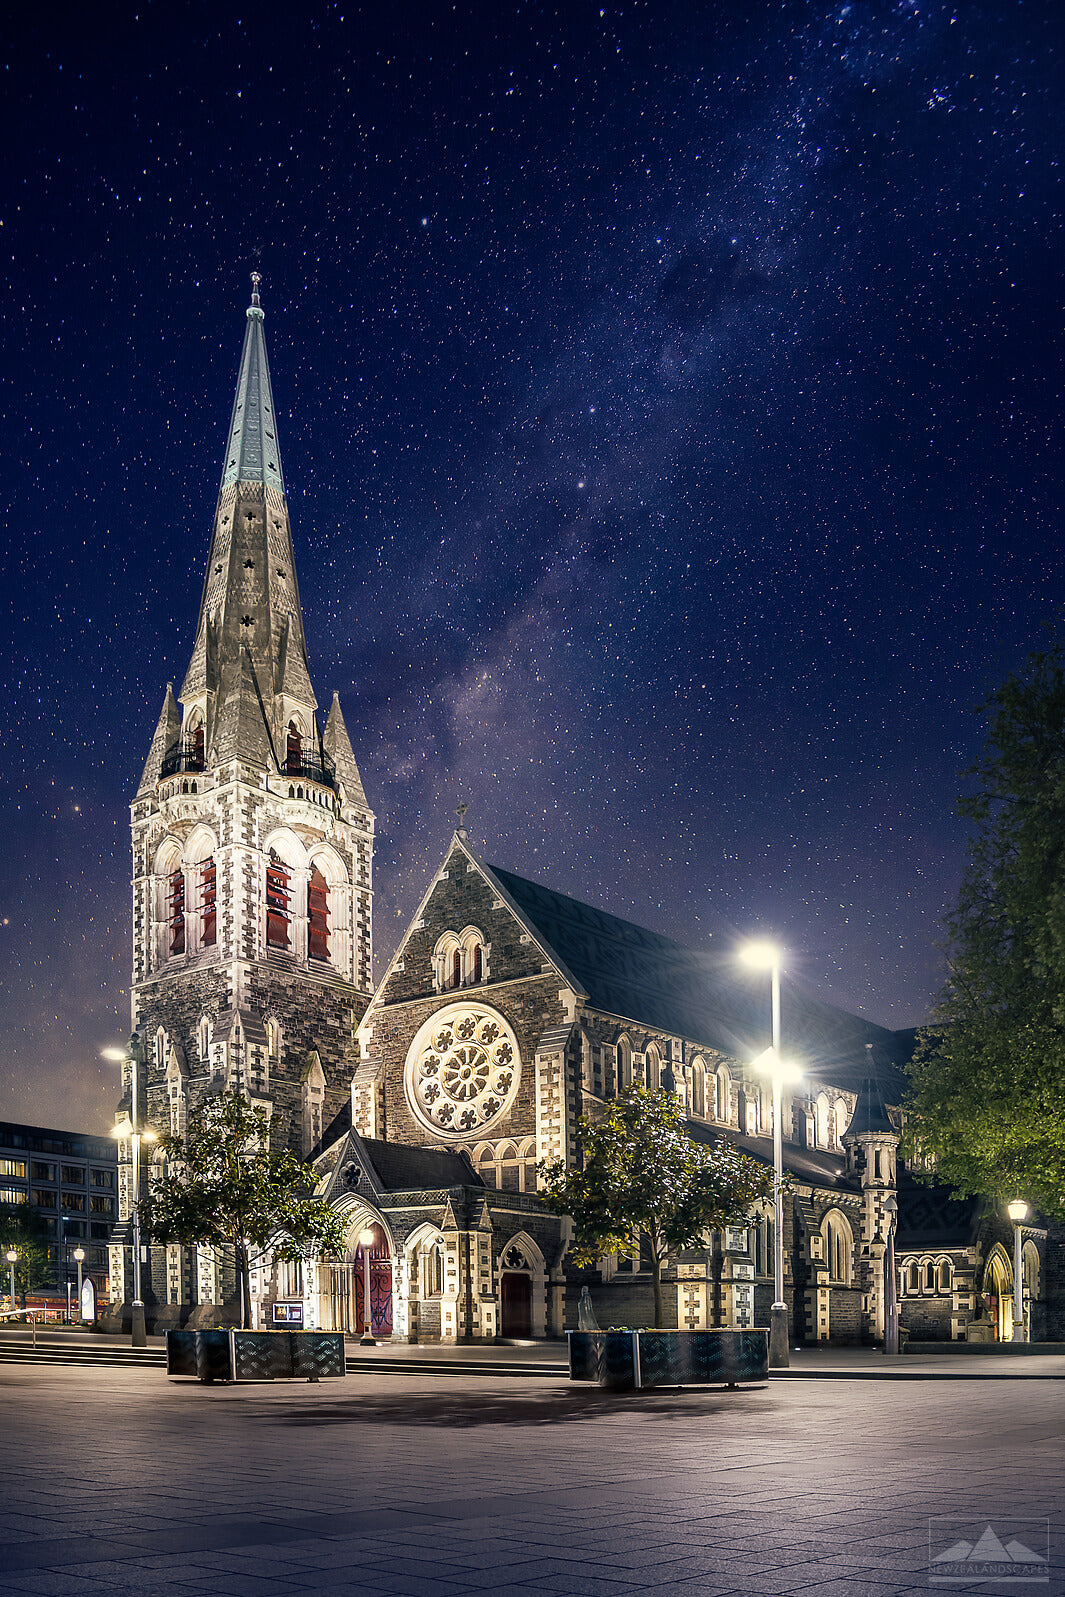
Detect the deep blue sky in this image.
<box><xmin>1</xmin><ymin>0</ymin><xmax>1062</xmax><ymax>1131</ymax></box>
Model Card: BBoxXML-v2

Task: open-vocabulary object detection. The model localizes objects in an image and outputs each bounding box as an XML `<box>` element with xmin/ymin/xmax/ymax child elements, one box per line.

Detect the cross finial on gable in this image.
<box><xmin>455</xmin><ymin>800</ymin><xmax>469</xmax><ymax>839</ymax></box>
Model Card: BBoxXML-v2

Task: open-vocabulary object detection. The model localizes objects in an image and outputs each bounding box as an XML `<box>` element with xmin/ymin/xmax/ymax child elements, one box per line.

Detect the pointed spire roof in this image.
<box><xmin>137</xmin><ymin>685</ymin><xmax>181</xmax><ymax>794</ymax></box>
<box><xmin>845</xmin><ymin>1075</ymin><xmax>897</xmax><ymax>1139</ymax></box>
<box><xmin>219</xmin><ymin>272</ymin><xmax>285</xmax><ymax>495</ymax></box>
<box><xmin>323</xmin><ymin>693</ymin><xmax>368</xmax><ymax>806</ymax></box>
<box><xmin>178</xmin><ymin>277</ymin><xmax>320</xmax><ymax>767</ymax></box>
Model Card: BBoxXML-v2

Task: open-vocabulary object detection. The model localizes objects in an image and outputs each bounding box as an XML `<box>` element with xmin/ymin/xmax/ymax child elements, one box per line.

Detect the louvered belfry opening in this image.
<box><xmin>308</xmin><ymin>865</ymin><xmax>330</xmax><ymax>962</ymax></box>
<box><xmin>168</xmin><ymin>868</ymin><xmax>186</xmax><ymax>955</ymax></box>
<box><xmin>266</xmin><ymin>850</ymin><xmax>291</xmax><ymax>949</ymax></box>
<box><xmin>201</xmin><ymin>858</ymin><xmax>217</xmax><ymax>948</ymax></box>
<box><xmin>286</xmin><ymin>720</ymin><xmax>302</xmax><ymax>775</ymax></box>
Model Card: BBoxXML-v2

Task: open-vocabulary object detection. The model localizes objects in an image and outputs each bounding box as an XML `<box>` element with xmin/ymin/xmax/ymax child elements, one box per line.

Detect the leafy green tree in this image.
<box><xmin>141</xmin><ymin>1091</ymin><xmax>349</xmax><ymax>1327</ymax></box>
<box><xmin>540</xmin><ymin>1085</ymin><xmax>775</xmax><ymax>1327</ymax></box>
<box><xmin>0</xmin><ymin>1202</ymin><xmax>55</xmax><ymax>1303</ymax></box>
<box><xmin>906</xmin><ymin>631</ymin><xmax>1065</xmax><ymax>1215</ymax></box>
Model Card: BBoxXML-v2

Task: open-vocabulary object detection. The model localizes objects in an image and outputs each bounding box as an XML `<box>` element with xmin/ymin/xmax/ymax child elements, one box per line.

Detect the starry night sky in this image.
<box><xmin>1</xmin><ymin>1</ymin><xmax>1062</xmax><ymax>1131</ymax></box>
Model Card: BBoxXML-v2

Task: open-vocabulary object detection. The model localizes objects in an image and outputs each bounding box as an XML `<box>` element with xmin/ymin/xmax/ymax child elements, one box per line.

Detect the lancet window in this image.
<box><xmin>266</xmin><ymin>851</ymin><xmax>292</xmax><ymax>950</ymax></box>
<box><xmin>200</xmin><ymin>858</ymin><xmax>217</xmax><ymax>948</ymax></box>
<box><xmin>286</xmin><ymin>720</ymin><xmax>302</xmax><ymax>775</ymax></box>
<box><xmin>168</xmin><ymin>868</ymin><xmax>185</xmax><ymax>956</ymax></box>
<box><xmin>308</xmin><ymin>866</ymin><xmax>330</xmax><ymax>961</ymax></box>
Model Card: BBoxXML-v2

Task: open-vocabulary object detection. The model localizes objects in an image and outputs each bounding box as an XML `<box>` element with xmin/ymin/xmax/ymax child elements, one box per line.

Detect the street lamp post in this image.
<box><xmin>73</xmin><ymin>1247</ymin><xmax>85</xmax><ymax>1323</ymax></box>
<box><xmin>359</xmin><ymin>1226</ymin><xmax>377</xmax><ymax>1346</ymax></box>
<box><xmin>1007</xmin><ymin>1199</ymin><xmax>1029</xmax><ymax>1343</ymax></box>
<box><xmin>882</xmin><ymin>1193</ymin><xmax>899</xmax><ymax>1354</ymax></box>
<box><xmin>112</xmin><ymin>1053</ymin><xmax>157</xmax><ymax>1348</ymax></box>
<box><xmin>741</xmin><ymin>941</ymin><xmax>799</xmax><ymax>1370</ymax></box>
<box><xmin>5</xmin><ymin>1249</ymin><xmax>16</xmax><ymax>1312</ymax></box>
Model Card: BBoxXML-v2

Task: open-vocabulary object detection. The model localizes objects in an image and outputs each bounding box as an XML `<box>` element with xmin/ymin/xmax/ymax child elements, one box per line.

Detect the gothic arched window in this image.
<box><xmin>471</xmin><ymin>942</ymin><xmax>483</xmax><ymax>983</ymax></box>
<box><xmin>266</xmin><ymin>851</ymin><xmax>292</xmax><ymax>949</ymax></box>
<box><xmin>200</xmin><ymin>858</ymin><xmax>217</xmax><ymax>948</ymax></box>
<box><xmin>691</xmin><ymin>1059</ymin><xmax>707</xmax><ymax>1119</ymax></box>
<box><xmin>308</xmin><ymin>866</ymin><xmax>330</xmax><ymax>961</ymax></box>
<box><xmin>451</xmin><ymin>948</ymin><xmax>462</xmax><ymax>990</ymax></box>
<box><xmin>823</xmin><ymin>1211</ymin><xmax>853</xmax><ymax>1285</ymax></box>
<box><xmin>168</xmin><ymin>868</ymin><xmax>185</xmax><ymax>956</ymax></box>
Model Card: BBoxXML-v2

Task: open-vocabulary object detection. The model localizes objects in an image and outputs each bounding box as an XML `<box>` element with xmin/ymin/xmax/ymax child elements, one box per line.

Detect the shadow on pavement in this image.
<box><xmin>256</xmin><ymin>1383</ymin><xmax>772</xmax><ymax>1428</ymax></box>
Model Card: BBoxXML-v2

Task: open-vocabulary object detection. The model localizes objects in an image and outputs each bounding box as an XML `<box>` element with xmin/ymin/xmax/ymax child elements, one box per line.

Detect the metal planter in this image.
<box><xmin>568</xmin><ymin>1328</ymin><xmax>769</xmax><ymax>1390</ymax></box>
<box><xmin>167</xmin><ymin>1329</ymin><xmax>345</xmax><ymax>1382</ymax></box>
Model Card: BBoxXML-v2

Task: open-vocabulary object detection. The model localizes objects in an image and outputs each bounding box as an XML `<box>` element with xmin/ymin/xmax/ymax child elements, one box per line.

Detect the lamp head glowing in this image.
<box><xmin>751</xmin><ymin>1046</ymin><xmax>804</xmax><ymax>1084</ymax></box>
<box><xmin>1007</xmin><ymin>1199</ymin><xmax>1029</xmax><ymax>1224</ymax></box>
<box><xmin>100</xmin><ymin>1046</ymin><xmax>126</xmax><ymax>1062</ymax></box>
<box><xmin>359</xmin><ymin>1227</ymin><xmax>376</xmax><ymax>1248</ymax></box>
<box><xmin>73</xmin><ymin>1247</ymin><xmax>85</xmax><ymax>1262</ymax></box>
<box><xmin>739</xmin><ymin>940</ymin><xmax>782</xmax><ymax>972</ymax></box>
<box><xmin>5</xmin><ymin>1250</ymin><xmax>17</xmax><ymax>1264</ymax></box>
<box><xmin>141</xmin><ymin>1129</ymin><xmax>157</xmax><ymax>1143</ymax></box>
<box><xmin>111</xmin><ymin>1118</ymin><xmax>133</xmax><ymax>1140</ymax></box>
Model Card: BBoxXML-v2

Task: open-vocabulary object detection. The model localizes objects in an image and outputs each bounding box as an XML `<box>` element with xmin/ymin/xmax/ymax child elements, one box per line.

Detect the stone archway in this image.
<box><xmin>985</xmin><ymin>1248</ymin><xmax>1013</xmax><ymax>1342</ymax></box>
<box><xmin>498</xmin><ymin>1232</ymin><xmax>546</xmax><ymax>1339</ymax></box>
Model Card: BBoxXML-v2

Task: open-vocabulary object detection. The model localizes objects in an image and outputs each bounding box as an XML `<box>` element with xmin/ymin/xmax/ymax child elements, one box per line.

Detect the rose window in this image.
<box><xmin>405</xmin><ymin>1003</ymin><xmax>521</xmax><ymax>1137</ymax></box>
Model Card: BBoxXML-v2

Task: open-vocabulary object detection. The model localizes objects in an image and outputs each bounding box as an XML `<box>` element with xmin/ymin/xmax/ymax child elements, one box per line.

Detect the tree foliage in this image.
<box><xmin>0</xmin><ymin>1202</ymin><xmax>54</xmax><ymax>1301</ymax></box>
<box><xmin>141</xmin><ymin>1092</ymin><xmax>349</xmax><ymax>1327</ymax></box>
<box><xmin>906</xmin><ymin>632</ymin><xmax>1065</xmax><ymax>1215</ymax></box>
<box><xmin>539</xmin><ymin>1085</ymin><xmax>775</xmax><ymax>1327</ymax></box>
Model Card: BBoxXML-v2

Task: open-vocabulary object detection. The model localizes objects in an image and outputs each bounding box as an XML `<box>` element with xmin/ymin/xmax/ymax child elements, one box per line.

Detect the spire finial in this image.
<box><xmin>250</xmin><ymin>270</ymin><xmax>262</xmax><ymax>308</ymax></box>
<box><xmin>455</xmin><ymin>800</ymin><xmax>469</xmax><ymax>839</ymax></box>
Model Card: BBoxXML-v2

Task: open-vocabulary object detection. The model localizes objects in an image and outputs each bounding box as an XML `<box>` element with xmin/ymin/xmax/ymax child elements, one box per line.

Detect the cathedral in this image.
<box><xmin>109</xmin><ymin>282</ymin><xmax>1056</xmax><ymax>1347</ymax></box>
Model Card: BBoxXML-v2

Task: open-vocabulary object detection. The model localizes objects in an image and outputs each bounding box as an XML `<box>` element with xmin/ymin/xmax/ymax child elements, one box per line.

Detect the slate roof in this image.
<box><xmin>488</xmin><ymin>863</ymin><xmax>910</xmax><ymax>1097</ymax></box>
<box><xmin>895</xmin><ymin>1167</ymin><xmax>982</xmax><ymax>1248</ymax></box>
<box><xmin>361</xmin><ymin>1136</ymin><xmax>484</xmax><ymax>1192</ymax></box>
<box><xmin>686</xmin><ymin>1120</ymin><xmax>859</xmax><ymax>1190</ymax></box>
<box><xmin>219</xmin><ymin>286</ymin><xmax>285</xmax><ymax>494</ymax></box>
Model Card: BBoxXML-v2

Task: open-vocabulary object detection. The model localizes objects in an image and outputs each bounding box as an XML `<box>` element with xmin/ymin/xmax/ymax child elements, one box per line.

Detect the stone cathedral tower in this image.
<box><xmin>113</xmin><ymin>277</ymin><xmax>374</xmax><ymax>1321</ymax></box>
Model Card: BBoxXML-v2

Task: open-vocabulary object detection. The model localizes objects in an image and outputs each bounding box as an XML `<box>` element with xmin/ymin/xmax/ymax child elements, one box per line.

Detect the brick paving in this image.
<box><xmin>0</xmin><ymin>1363</ymin><xmax>1061</xmax><ymax>1595</ymax></box>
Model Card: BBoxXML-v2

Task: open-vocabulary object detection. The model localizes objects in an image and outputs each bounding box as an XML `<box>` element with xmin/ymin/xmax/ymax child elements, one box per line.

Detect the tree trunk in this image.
<box><xmin>237</xmin><ymin>1240</ymin><xmax>253</xmax><ymax>1330</ymax></box>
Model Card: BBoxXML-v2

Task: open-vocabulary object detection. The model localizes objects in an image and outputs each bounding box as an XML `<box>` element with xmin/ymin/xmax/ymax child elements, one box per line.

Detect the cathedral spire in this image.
<box><xmin>219</xmin><ymin>273</ymin><xmax>285</xmax><ymax>495</ymax></box>
<box><xmin>179</xmin><ymin>279</ymin><xmax>317</xmax><ymax>764</ymax></box>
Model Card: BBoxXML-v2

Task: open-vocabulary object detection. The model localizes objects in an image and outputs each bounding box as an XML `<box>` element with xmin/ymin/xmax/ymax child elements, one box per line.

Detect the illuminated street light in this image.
<box><xmin>112</xmin><ymin>1110</ymin><xmax>157</xmax><ymax>1348</ymax></box>
<box><xmin>5</xmin><ymin>1249</ymin><xmax>16</xmax><ymax>1311</ymax></box>
<box><xmin>359</xmin><ymin>1227</ymin><xmax>377</xmax><ymax>1346</ymax></box>
<box><xmin>1007</xmin><ymin>1199</ymin><xmax>1029</xmax><ymax>1343</ymax></box>
<box><xmin>740</xmin><ymin>940</ymin><xmax>799</xmax><ymax>1369</ymax></box>
<box><xmin>73</xmin><ymin>1246</ymin><xmax>86</xmax><ymax>1323</ymax></box>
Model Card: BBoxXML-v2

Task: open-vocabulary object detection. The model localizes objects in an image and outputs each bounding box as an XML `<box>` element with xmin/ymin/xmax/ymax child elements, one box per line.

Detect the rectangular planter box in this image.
<box><xmin>167</xmin><ymin>1329</ymin><xmax>345</xmax><ymax>1382</ymax></box>
<box><xmin>568</xmin><ymin>1328</ymin><xmax>769</xmax><ymax>1390</ymax></box>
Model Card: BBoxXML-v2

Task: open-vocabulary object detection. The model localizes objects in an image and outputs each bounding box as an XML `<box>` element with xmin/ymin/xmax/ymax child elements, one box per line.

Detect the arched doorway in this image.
<box><xmin>985</xmin><ymin>1251</ymin><xmax>1013</xmax><ymax>1341</ymax></box>
<box><xmin>353</xmin><ymin>1223</ymin><xmax>393</xmax><ymax>1338</ymax></box>
<box><xmin>500</xmin><ymin>1272</ymin><xmax>532</xmax><ymax>1338</ymax></box>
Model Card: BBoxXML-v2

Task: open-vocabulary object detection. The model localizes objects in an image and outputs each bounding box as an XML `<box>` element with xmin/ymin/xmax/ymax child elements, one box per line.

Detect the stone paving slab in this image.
<box><xmin>0</xmin><ymin>1363</ymin><xmax>1063</xmax><ymax>1594</ymax></box>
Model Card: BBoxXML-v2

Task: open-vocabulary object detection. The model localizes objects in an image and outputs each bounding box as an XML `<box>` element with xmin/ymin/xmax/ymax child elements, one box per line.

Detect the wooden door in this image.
<box><xmin>500</xmin><ymin>1271</ymin><xmax>532</xmax><ymax>1338</ymax></box>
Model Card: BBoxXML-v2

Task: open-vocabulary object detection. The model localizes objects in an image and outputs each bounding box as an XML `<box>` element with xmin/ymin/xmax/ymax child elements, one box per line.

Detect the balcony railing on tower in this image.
<box><xmin>283</xmin><ymin>752</ymin><xmax>338</xmax><ymax>793</ymax></box>
<box><xmin>160</xmin><ymin>740</ymin><xmax>206</xmax><ymax>778</ymax></box>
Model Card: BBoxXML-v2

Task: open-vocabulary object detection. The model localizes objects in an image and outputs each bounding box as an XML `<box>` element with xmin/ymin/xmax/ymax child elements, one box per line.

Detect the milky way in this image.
<box><xmin>1</xmin><ymin>1</ymin><xmax>1061</xmax><ymax>1129</ymax></box>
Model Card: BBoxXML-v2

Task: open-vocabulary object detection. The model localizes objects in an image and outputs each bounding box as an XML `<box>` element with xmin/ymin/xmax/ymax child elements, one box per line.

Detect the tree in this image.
<box><xmin>141</xmin><ymin>1092</ymin><xmax>349</xmax><ymax>1327</ymax></box>
<box><xmin>0</xmin><ymin>1203</ymin><xmax>55</xmax><ymax>1303</ymax></box>
<box><xmin>905</xmin><ymin>631</ymin><xmax>1065</xmax><ymax>1216</ymax></box>
<box><xmin>539</xmin><ymin>1085</ymin><xmax>776</xmax><ymax>1328</ymax></box>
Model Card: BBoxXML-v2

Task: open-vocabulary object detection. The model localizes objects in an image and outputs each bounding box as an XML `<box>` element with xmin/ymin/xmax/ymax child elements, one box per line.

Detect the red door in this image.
<box><xmin>501</xmin><ymin>1272</ymin><xmax>532</xmax><ymax>1338</ymax></box>
<box><xmin>353</xmin><ymin>1225</ymin><xmax>393</xmax><ymax>1337</ymax></box>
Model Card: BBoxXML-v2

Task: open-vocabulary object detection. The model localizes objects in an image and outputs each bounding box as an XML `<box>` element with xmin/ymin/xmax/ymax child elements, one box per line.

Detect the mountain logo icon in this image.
<box><xmin>930</xmin><ymin>1519</ymin><xmax>1048</xmax><ymax>1584</ymax></box>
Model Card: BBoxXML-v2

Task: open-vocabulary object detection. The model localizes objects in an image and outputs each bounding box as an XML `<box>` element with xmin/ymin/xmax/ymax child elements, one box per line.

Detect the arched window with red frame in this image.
<box><xmin>471</xmin><ymin>942</ymin><xmax>482</xmax><ymax>983</ymax></box>
<box><xmin>168</xmin><ymin>868</ymin><xmax>185</xmax><ymax>956</ymax></box>
<box><xmin>451</xmin><ymin>948</ymin><xmax>462</xmax><ymax>989</ymax></box>
<box><xmin>308</xmin><ymin>866</ymin><xmax>330</xmax><ymax>962</ymax></box>
<box><xmin>191</xmin><ymin>723</ymin><xmax>205</xmax><ymax>770</ymax></box>
<box><xmin>266</xmin><ymin>851</ymin><xmax>291</xmax><ymax>949</ymax></box>
<box><xmin>201</xmin><ymin>858</ymin><xmax>217</xmax><ymax>948</ymax></box>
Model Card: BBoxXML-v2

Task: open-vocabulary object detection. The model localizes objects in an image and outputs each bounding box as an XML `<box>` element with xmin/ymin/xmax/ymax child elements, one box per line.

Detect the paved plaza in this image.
<box><xmin>0</xmin><ymin>1359</ymin><xmax>1062</xmax><ymax>1596</ymax></box>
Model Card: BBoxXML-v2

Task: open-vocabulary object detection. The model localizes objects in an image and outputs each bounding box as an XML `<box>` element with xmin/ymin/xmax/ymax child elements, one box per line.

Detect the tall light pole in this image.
<box><xmin>741</xmin><ymin>941</ymin><xmax>800</xmax><ymax>1370</ymax></box>
<box><xmin>112</xmin><ymin>1053</ymin><xmax>157</xmax><ymax>1348</ymax></box>
<box><xmin>1007</xmin><ymin>1199</ymin><xmax>1028</xmax><ymax>1343</ymax></box>
<box><xmin>73</xmin><ymin>1247</ymin><xmax>85</xmax><ymax>1323</ymax></box>
<box><xmin>6</xmin><ymin>1249</ymin><xmax>16</xmax><ymax>1312</ymax></box>
<box><xmin>882</xmin><ymin>1192</ymin><xmax>899</xmax><ymax>1354</ymax></box>
<box><xmin>359</xmin><ymin>1227</ymin><xmax>377</xmax><ymax>1346</ymax></box>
